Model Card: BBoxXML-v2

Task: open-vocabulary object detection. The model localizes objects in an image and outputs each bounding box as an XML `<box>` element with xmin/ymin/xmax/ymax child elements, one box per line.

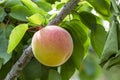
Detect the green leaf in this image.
<box><xmin>107</xmin><ymin>64</ymin><xmax>120</xmax><ymax>80</ymax></box>
<box><xmin>70</xmin><ymin>20</ymin><xmax>88</xmax><ymax>44</ymax></box>
<box><xmin>84</xmin><ymin>37</ymin><xmax>90</xmax><ymax>57</ymax></box>
<box><xmin>104</xmin><ymin>50</ymin><xmax>120</xmax><ymax>69</ymax></box>
<box><xmin>21</xmin><ymin>0</ymin><xmax>46</xmax><ymax>15</ymax></box>
<box><xmin>4</xmin><ymin>0</ymin><xmax>22</xmax><ymax>7</ymax></box>
<box><xmin>0</xmin><ymin>7</ymin><xmax>6</xmax><ymax>22</ymax></box>
<box><xmin>7</xmin><ymin>24</ymin><xmax>28</xmax><ymax>53</ymax></box>
<box><xmin>70</xmin><ymin>20</ymin><xmax>90</xmax><ymax>58</ymax></box>
<box><xmin>0</xmin><ymin>59</ymin><xmax>13</xmax><ymax>79</ymax></box>
<box><xmin>33</xmin><ymin>0</ymin><xmax>52</xmax><ymax>12</ymax></box>
<box><xmin>56</xmin><ymin>2</ymin><xmax>65</xmax><ymax>10</ymax></box>
<box><xmin>62</xmin><ymin>20</ymin><xmax>87</xmax><ymax>69</ymax></box>
<box><xmin>86</xmin><ymin>0</ymin><xmax>110</xmax><ymax>16</ymax></box>
<box><xmin>100</xmin><ymin>20</ymin><xmax>118</xmax><ymax>67</ymax></box>
<box><xmin>90</xmin><ymin>24</ymin><xmax>107</xmax><ymax>57</ymax></box>
<box><xmin>9</xmin><ymin>5</ymin><xmax>32</xmax><ymax>21</ymax></box>
<box><xmin>5</xmin><ymin>25</ymin><xmax>14</xmax><ymax>39</ymax></box>
<box><xmin>71</xmin><ymin>40</ymin><xmax>84</xmax><ymax>70</ymax></box>
<box><xmin>77</xmin><ymin>1</ymin><xmax>92</xmax><ymax>12</ymax></box>
<box><xmin>0</xmin><ymin>58</ymin><xmax>3</xmax><ymax>70</ymax></box>
<box><xmin>61</xmin><ymin>0</ymin><xmax>69</xmax><ymax>2</ymax></box>
<box><xmin>27</xmin><ymin>13</ymin><xmax>44</xmax><ymax>25</ymax></box>
<box><xmin>20</xmin><ymin>59</ymin><xmax>47</xmax><ymax>80</ymax></box>
<box><xmin>48</xmin><ymin>69</ymin><xmax>61</xmax><ymax>80</ymax></box>
<box><xmin>52</xmin><ymin>1</ymin><xmax>65</xmax><ymax>10</ymax></box>
<box><xmin>44</xmin><ymin>0</ymin><xmax>59</xmax><ymax>4</ymax></box>
<box><xmin>60</xmin><ymin>60</ymin><xmax>75</xmax><ymax>80</ymax></box>
<box><xmin>80</xmin><ymin>54</ymin><xmax>101</xmax><ymax>80</ymax></box>
<box><xmin>79</xmin><ymin>11</ymin><xmax>97</xmax><ymax>31</ymax></box>
<box><xmin>0</xmin><ymin>23</ymin><xmax>12</xmax><ymax>64</ymax></box>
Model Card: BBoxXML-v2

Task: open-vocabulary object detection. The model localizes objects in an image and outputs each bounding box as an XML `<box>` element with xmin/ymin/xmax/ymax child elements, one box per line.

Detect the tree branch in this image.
<box><xmin>48</xmin><ymin>0</ymin><xmax>80</xmax><ymax>25</ymax></box>
<box><xmin>5</xmin><ymin>0</ymin><xmax>80</xmax><ymax>80</ymax></box>
<box><xmin>5</xmin><ymin>46</ymin><xmax>33</xmax><ymax>80</ymax></box>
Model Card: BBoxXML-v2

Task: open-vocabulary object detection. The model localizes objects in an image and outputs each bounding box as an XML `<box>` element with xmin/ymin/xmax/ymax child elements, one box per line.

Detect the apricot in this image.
<box><xmin>32</xmin><ymin>25</ymin><xmax>73</xmax><ymax>67</ymax></box>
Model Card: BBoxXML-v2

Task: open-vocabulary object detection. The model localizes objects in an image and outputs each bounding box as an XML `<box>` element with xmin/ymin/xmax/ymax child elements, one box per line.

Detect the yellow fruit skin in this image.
<box><xmin>32</xmin><ymin>25</ymin><xmax>73</xmax><ymax>67</ymax></box>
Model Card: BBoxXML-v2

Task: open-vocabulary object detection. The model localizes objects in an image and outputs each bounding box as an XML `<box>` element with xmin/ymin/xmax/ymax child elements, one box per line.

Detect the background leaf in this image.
<box><xmin>86</xmin><ymin>0</ymin><xmax>110</xmax><ymax>17</ymax></box>
<box><xmin>48</xmin><ymin>69</ymin><xmax>61</xmax><ymax>80</ymax></box>
<box><xmin>5</xmin><ymin>25</ymin><xmax>14</xmax><ymax>39</ymax></box>
<box><xmin>0</xmin><ymin>23</ymin><xmax>12</xmax><ymax>64</ymax></box>
<box><xmin>79</xmin><ymin>11</ymin><xmax>97</xmax><ymax>31</ymax></box>
<box><xmin>7</xmin><ymin>24</ymin><xmax>28</xmax><ymax>53</ymax></box>
<box><xmin>60</xmin><ymin>60</ymin><xmax>75</xmax><ymax>80</ymax></box>
<box><xmin>9</xmin><ymin>5</ymin><xmax>32</xmax><ymax>21</ymax></box>
<box><xmin>4</xmin><ymin>0</ymin><xmax>22</xmax><ymax>7</ymax></box>
<box><xmin>90</xmin><ymin>24</ymin><xmax>107</xmax><ymax>57</ymax></box>
<box><xmin>100</xmin><ymin>20</ymin><xmax>118</xmax><ymax>67</ymax></box>
<box><xmin>0</xmin><ymin>7</ymin><xmax>6</xmax><ymax>22</ymax></box>
<box><xmin>77</xmin><ymin>1</ymin><xmax>92</xmax><ymax>12</ymax></box>
<box><xmin>19</xmin><ymin>58</ymin><xmax>49</xmax><ymax>80</ymax></box>
<box><xmin>21</xmin><ymin>0</ymin><xmax>46</xmax><ymax>15</ymax></box>
<box><xmin>80</xmin><ymin>54</ymin><xmax>102</xmax><ymax>80</ymax></box>
<box><xmin>44</xmin><ymin>0</ymin><xmax>60</xmax><ymax>4</ymax></box>
<box><xmin>33</xmin><ymin>0</ymin><xmax>52</xmax><ymax>12</ymax></box>
<box><xmin>0</xmin><ymin>58</ymin><xmax>3</xmax><ymax>70</ymax></box>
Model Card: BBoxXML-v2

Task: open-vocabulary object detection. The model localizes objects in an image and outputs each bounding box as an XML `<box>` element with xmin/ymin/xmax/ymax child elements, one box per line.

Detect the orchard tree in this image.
<box><xmin>0</xmin><ymin>0</ymin><xmax>120</xmax><ymax>80</ymax></box>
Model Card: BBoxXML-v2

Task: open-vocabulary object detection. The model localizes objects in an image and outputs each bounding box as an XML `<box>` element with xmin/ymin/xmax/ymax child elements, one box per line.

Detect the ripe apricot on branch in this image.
<box><xmin>32</xmin><ymin>25</ymin><xmax>73</xmax><ymax>67</ymax></box>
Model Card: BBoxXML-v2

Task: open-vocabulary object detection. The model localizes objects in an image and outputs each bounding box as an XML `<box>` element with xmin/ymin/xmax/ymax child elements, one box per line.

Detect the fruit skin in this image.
<box><xmin>32</xmin><ymin>25</ymin><xmax>73</xmax><ymax>67</ymax></box>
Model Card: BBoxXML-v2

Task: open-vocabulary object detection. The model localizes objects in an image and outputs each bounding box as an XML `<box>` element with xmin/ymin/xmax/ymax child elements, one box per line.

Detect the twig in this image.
<box><xmin>5</xmin><ymin>0</ymin><xmax>80</xmax><ymax>80</ymax></box>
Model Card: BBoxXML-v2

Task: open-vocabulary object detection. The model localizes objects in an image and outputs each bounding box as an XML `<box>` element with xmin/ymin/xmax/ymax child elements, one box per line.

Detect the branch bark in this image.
<box><xmin>48</xmin><ymin>0</ymin><xmax>80</xmax><ymax>25</ymax></box>
<box><xmin>5</xmin><ymin>46</ymin><xmax>33</xmax><ymax>80</ymax></box>
<box><xmin>5</xmin><ymin>0</ymin><xmax>80</xmax><ymax>80</ymax></box>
